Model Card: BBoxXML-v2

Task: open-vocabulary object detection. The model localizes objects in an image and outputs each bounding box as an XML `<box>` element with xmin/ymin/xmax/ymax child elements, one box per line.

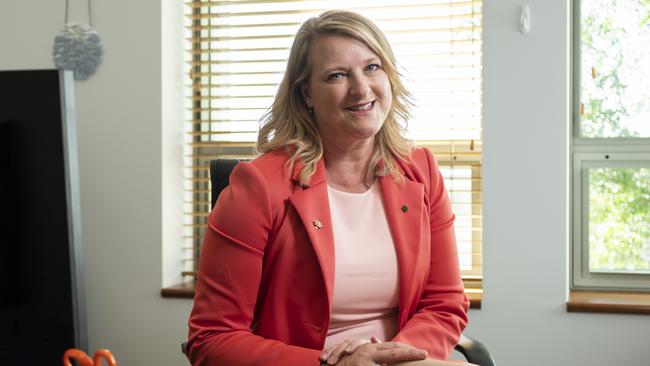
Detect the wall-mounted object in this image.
<box><xmin>52</xmin><ymin>0</ymin><xmax>103</xmax><ymax>80</ymax></box>
<box><xmin>520</xmin><ymin>5</ymin><xmax>531</xmax><ymax>33</ymax></box>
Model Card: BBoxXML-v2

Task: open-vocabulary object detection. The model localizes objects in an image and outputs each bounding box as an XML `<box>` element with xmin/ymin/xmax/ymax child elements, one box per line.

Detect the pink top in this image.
<box><xmin>324</xmin><ymin>183</ymin><xmax>399</xmax><ymax>348</ymax></box>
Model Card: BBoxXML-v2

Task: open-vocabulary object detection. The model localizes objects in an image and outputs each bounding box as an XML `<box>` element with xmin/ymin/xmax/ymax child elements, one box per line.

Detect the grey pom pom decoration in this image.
<box><xmin>53</xmin><ymin>22</ymin><xmax>103</xmax><ymax>80</ymax></box>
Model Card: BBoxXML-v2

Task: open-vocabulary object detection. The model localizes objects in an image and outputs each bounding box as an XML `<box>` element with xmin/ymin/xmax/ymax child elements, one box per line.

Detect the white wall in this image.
<box><xmin>1</xmin><ymin>1</ymin><xmax>648</xmax><ymax>365</ymax></box>
<box><xmin>1</xmin><ymin>1</ymin><xmax>191</xmax><ymax>365</ymax></box>
<box><xmin>478</xmin><ymin>1</ymin><xmax>650</xmax><ymax>365</ymax></box>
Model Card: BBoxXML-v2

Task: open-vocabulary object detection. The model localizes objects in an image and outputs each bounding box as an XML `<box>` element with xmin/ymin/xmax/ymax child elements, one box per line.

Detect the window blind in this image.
<box><xmin>183</xmin><ymin>0</ymin><xmax>483</xmax><ymax>285</ymax></box>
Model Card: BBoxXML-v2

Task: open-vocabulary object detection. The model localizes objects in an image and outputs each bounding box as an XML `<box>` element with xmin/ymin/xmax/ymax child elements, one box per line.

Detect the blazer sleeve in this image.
<box><xmin>391</xmin><ymin>148</ymin><xmax>470</xmax><ymax>360</ymax></box>
<box><xmin>186</xmin><ymin>162</ymin><xmax>321</xmax><ymax>366</ymax></box>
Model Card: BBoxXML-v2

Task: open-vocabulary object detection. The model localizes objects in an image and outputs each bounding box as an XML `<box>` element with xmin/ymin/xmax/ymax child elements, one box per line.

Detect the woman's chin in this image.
<box><xmin>351</xmin><ymin>125</ymin><xmax>383</xmax><ymax>140</ymax></box>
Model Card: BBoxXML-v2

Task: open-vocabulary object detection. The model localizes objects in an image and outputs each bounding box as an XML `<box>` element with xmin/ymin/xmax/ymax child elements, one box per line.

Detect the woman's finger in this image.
<box><xmin>344</xmin><ymin>338</ymin><xmax>370</xmax><ymax>354</ymax></box>
<box><xmin>326</xmin><ymin>339</ymin><xmax>355</xmax><ymax>365</ymax></box>
<box><xmin>371</xmin><ymin>336</ymin><xmax>382</xmax><ymax>344</ymax></box>
<box><xmin>320</xmin><ymin>339</ymin><xmax>353</xmax><ymax>362</ymax></box>
<box><xmin>373</xmin><ymin>341</ymin><xmax>425</xmax><ymax>352</ymax></box>
<box><xmin>372</xmin><ymin>347</ymin><xmax>428</xmax><ymax>364</ymax></box>
<box><xmin>319</xmin><ymin>343</ymin><xmax>338</xmax><ymax>362</ymax></box>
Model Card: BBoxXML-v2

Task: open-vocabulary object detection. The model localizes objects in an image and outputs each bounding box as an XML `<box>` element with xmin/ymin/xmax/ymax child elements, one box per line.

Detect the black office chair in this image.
<box><xmin>183</xmin><ymin>159</ymin><xmax>496</xmax><ymax>366</ymax></box>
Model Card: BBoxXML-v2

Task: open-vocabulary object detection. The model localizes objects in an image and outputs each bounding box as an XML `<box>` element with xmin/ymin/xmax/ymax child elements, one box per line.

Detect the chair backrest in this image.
<box><xmin>209</xmin><ymin>159</ymin><xmax>241</xmax><ymax>208</ymax></box>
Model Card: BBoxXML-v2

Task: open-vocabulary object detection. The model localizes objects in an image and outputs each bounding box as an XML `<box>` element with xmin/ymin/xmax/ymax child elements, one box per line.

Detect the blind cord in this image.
<box><xmin>64</xmin><ymin>0</ymin><xmax>93</xmax><ymax>26</ymax></box>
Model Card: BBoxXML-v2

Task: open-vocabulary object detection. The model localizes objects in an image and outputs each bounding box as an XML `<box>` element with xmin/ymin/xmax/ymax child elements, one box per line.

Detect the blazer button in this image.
<box><xmin>401</xmin><ymin>205</ymin><xmax>408</xmax><ymax>212</ymax></box>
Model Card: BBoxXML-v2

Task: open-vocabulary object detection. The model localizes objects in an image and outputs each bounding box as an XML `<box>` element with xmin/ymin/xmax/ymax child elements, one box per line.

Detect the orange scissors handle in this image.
<box><xmin>63</xmin><ymin>349</ymin><xmax>94</xmax><ymax>366</ymax></box>
<box><xmin>93</xmin><ymin>349</ymin><xmax>118</xmax><ymax>366</ymax></box>
<box><xmin>63</xmin><ymin>348</ymin><xmax>118</xmax><ymax>366</ymax></box>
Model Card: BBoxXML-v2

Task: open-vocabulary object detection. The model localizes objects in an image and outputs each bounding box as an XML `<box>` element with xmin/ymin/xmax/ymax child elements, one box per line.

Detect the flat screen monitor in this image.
<box><xmin>0</xmin><ymin>69</ymin><xmax>87</xmax><ymax>364</ymax></box>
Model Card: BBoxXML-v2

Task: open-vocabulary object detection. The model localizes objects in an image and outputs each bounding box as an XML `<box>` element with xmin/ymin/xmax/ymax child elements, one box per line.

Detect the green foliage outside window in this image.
<box><xmin>581</xmin><ymin>0</ymin><xmax>650</xmax><ymax>138</ymax></box>
<box><xmin>589</xmin><ymin>168</ymin><xmax>650</xmax><ymax>271</ymax></box>
<box><xmin>580</xmin><ymin>0</ymin><xmax>650</xmax><ymax>272</ymax></box>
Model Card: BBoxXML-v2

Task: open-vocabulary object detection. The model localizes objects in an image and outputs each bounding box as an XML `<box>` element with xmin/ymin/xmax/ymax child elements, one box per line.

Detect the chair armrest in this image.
<box><xmin>454</xmin><ymin>334</ymin><xmax>495</xmax><ymax>366</ymax></box>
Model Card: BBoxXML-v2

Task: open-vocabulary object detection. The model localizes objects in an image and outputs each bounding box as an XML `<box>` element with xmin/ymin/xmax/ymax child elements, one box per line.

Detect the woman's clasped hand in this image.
<box><xmin>320</xmin><ymin>337</ymin><xmax>428</xmax><ymax>366</ymax></box>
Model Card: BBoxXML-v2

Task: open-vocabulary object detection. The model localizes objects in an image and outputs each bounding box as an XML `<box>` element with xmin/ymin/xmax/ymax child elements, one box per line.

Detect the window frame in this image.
<box><xmin>572</xmin><ymin>151</ymin><xmax>650</xmax><ymax>290</ymax></box>
<box><xmin>181</xmin><ymin>0</ymin><xmax>484</xmax><ymax>288</ymax></box>
<box><xmin>570</xmin><ymin>0</ymin><xmax>650</xmax><ymax>292</ymax></box>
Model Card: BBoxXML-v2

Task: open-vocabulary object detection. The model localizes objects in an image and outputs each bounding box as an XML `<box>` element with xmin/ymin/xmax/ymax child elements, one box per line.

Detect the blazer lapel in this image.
<box><xmin>379</xmin><ymin>173</ymin><xmax>424</xmax><ymax>328</ymax></box>
<box><xmin>288</xmin><ymin>159</ymin><xmax>335</xmax><ymax>313</ymax></box>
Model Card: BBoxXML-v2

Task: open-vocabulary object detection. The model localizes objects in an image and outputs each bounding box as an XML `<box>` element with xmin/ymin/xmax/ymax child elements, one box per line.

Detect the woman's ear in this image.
<box><xmin>301</xmin><ymin>85</ymin><xmax>312</xmax><ymax>108</ymax></box>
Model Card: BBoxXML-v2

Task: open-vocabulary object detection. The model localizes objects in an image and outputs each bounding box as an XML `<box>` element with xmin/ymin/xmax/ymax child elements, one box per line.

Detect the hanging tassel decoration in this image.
<box><xmin>52</xmin><ymin>0</ymin><xmax>103</xmax><ymax>80</ymax></box>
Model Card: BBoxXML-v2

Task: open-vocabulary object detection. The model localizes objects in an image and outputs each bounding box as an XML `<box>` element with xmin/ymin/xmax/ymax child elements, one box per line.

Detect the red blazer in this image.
<box><xmin>187</xmin><ymin>147</ymin><xmax>469</xmax><ymax>365</ymax></box>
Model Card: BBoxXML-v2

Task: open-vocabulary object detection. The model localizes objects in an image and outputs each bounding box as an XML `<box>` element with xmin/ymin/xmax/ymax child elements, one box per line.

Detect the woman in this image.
<box><xmin>187</xmin><ymin>10</ymin><xmax>469</xmax><ymax>366</ymax></box>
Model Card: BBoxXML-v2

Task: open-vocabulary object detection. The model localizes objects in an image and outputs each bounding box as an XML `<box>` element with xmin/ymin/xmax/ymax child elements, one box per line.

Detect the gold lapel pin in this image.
<box><xmin>312</xmin><ymin>219</ymin><xmax>323</xmax><ymax>230</ymax></box>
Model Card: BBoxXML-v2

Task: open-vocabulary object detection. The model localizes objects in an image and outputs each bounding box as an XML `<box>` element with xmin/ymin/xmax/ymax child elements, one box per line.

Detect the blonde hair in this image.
<box><xmin>257</xmin><ymin>10</ymin><xmax>413</xmax><ymax>185</ymax></box>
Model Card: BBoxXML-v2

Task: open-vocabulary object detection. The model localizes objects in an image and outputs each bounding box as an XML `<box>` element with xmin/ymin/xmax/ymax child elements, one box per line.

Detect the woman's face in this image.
<box><xmin>302</xmin><ymin>34</ymin><xmax>392</xmax><ymax>148</ymax></box>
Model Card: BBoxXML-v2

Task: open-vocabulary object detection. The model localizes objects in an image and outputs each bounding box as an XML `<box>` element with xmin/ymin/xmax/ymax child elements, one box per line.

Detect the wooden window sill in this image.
<box><xmin>567</xmin><ymin>290</ymin><xmax>650</xmax><ymax>315</ymax></box>
<box><xmin>161</xmin><ymin>281</ymin><xmax>195</xmax><ymax>299</ymax></box>
<box><xmin>161</xmin><ymin>281</ymin><xmax>483</xmax><ymax>309</ymax></box>
<box><xmin>465</xmin><ymin>288</ymin><xmax>482</xmax><ymax>309</ymax></box>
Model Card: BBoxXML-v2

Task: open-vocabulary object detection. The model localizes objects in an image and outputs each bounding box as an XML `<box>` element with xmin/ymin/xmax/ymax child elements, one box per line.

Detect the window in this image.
<box><xmin>183</xmin><ymin>0</ymin><xmax>483</xmax><ymax>291</ymax></box>
<box><xmin>572</xmin><ymin>0</ymin><xmax>650</xmax><ymax>291</ymax></box>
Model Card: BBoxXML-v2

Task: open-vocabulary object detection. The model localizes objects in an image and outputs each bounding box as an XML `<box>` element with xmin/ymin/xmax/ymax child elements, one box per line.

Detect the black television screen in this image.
<box><xmin>0</xmin><ymin>69</ymin><xmax>87</xmax><ymax>365</ymax></box>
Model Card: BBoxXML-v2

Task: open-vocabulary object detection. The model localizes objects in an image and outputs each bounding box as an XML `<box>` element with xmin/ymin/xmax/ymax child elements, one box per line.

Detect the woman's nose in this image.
<box><xmin>349</xmin><ymin>75</ymin><xmax>370</xmax><ymax>98</ymax></box>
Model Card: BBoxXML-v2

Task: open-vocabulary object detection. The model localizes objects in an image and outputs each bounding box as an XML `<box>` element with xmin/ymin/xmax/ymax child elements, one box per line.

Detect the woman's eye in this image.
<box><xmin>367</xmin><ymin>64</ymin><xmax>381</xmax><ymax>71</ymax></box>
<box><xmin>328</xmin><ymin>72</ymin><xmax>344</xmax><ymax>81</ymax></box>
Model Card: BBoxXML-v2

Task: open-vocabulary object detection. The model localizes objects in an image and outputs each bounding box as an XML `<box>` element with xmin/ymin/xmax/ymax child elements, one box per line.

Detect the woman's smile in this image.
<box><xmin>345</xmin><ymin>100</ymin><xmax>375</xmax><ymax>113</ymax></box>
